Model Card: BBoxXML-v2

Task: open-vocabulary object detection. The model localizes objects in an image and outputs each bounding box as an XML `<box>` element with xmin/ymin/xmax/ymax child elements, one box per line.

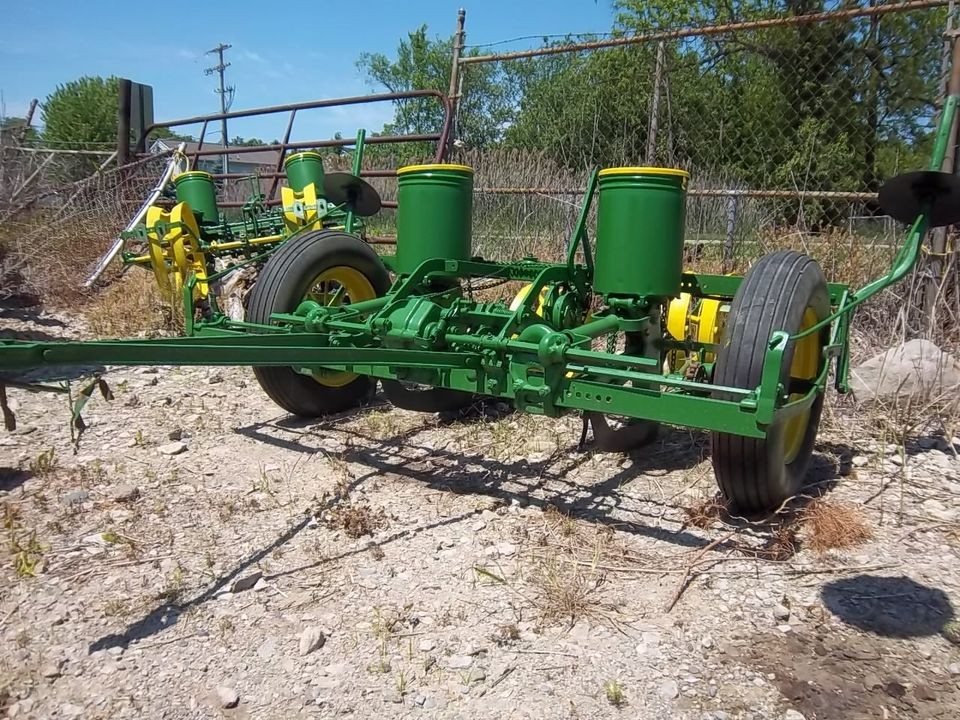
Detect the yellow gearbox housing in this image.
<box><xmin>666</xmin><ymin>292</ymin><xmax>728</xmax><ymax>371</ymax></box>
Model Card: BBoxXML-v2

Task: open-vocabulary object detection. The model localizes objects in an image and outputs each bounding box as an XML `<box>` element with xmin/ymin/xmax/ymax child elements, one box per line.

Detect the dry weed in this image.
<box><xmin>757</xmin><ymin>522</ymin><xmax>800</xmax><ymax>561</ymax></box>
<box><xmin>323</xmin><ymin>503</ymin><xmax>387</xmax><ymax>539</ymax></box>
<box><xmin>801</xmin><ymin>498</ymin><xmax>873</xmax><ymax>554</ymax></box>
<box><xmin>531</xmin><ymin>553</ymin><xmax>606</xmax><ymax>625</ymax></box>
<box><xmin>85</xmin><ymin>271</ymin><xmax>182</xmax><ymax>337</ymax></box>
<box><xmin>682</xmin><ymin>494</ymin><xmax>727</xmax><ymax>529</ymax></box>
<box><xmin>492</xmin><ymin>623</ymin><xmax>520</xmax><ymax>645</ymax></box>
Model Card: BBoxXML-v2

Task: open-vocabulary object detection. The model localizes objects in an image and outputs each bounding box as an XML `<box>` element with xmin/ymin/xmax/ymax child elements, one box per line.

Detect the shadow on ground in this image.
<box><xmin>821</xmin><ymin>574</ymin><xmax>956</xmax><ymax>638</ymax></box>
<box><xmin>0</xmin><ymin>467</ymin><xmax>31</xmax><ymax>493</ymax></box>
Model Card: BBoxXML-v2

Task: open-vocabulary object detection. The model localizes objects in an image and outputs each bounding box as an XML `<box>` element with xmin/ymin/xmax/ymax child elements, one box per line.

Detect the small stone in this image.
<box><xmin>299</xmin><ymin>627</ymin><xmax>326</xmax><ymax>656</ymax></box>
<box><xmin>257</xmin><ymin>638</ymin><xmax>277</xmax><ymax>660</ymax></box>
<box><xmin>947</xmin><ymin>663</ymin><xmax>960</xmax><ymax>676</ymax></box>
<box><xmin>60</xmin><ymin>704</ymin><xmax>84</xmax><ymax>718</ymax></box>
<box><xmin>413</xmin><ymin>694</ymin><xmax>426</xmax><ymax>707</ymax></box>
<box><xmin>784</xmin><ymin>711</ymin><xmax>806</xmax><ymax>720</ymax></box>
<box><xmin>111</xmin><ymin>484</ymin><xmax>140</xmax><ymax>502</ymax></box>
<box><xmin>61</xmin><ymin>490</ymin><xmax>90</xmax><ymax>507</ymax></box>
<box><xmin>418</xmin><ymin>638</ymin><xmax>436</xmax><ymax>652</ymax></box>
<box><xmin>446</xmin><ymin>654</ymin><xmax>473</xmax><ymax>669</ymax></box>
<box><xmin>852</xmin><ymin>455</ymin><xmax>869</xmax><ymax>467</ymax></box>
<box><xmin>463</xmin><ymin>667</ymin><xmax>486</xmax><ymax>684</ymax></box>
<box><xmin>777</xmin><ymin>624</ymin><xmax>792</xmax><ymax>633</ymax></box>
<box><xmin>384</xmin><ymin>691</ymin><xmax>403</xmax><ymax>703</ymax></box>
<box><xmin>701</xmin><ymin>635</ymin><xmax>714</xmax><ymax>649</ymax></box>
<box><xmin>659</xmin><ymin>680</ymin><xmax>680</xmax><ymax>701</ymax></box>
<box><xmin>497</xmin><ymin>543</ymin><xmax>517</xmax><ymax>557</ymax></box>
<box><xmin>167</xmin><ymin>427</ymin><xmax>183</xmax><ymax>441</ymax></box>
<box><xmin>229</xmin><ymin>571</ymin><xmax>263</xmax><ymax>593</ymax></box>
<box><xmin>208</xmin><ymin>373</ymin><xmax>223</xmax><ymax>384</ymax></box>
<box><xmin>772</xmin><ymin>603</ymin><xmax>791</xmax><ymax>622</ymax></box>
<box><xmin>40</xmin><ymin>660</ymin><xmax>63</xmax><ymax>678</ymax></box>
<box><xmin>216</xmin><ymin>685</ymin><xmax>240</xmax><ymax>709</ymax></box>
<box><xmin>158</xmin><ymin>441</ymin><xmax>187</xmax><ymax>456</ymax></box>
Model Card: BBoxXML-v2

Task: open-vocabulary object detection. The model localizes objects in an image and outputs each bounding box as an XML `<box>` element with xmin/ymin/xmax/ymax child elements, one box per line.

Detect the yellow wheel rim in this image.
<box><xmin>782</xmin><ymin>308</ymin><xmax>820</xmax><ymax>464</ymax></box>
<box><xmin>304</xmin><ymin>266</ymin><xmax>376</xmax><ymax>387</ymax></box>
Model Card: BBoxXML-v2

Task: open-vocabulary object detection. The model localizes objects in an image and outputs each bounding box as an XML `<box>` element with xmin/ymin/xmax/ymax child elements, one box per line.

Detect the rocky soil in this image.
<box><xmin>1</xmin><ymin>308</ymin><xmax>959</xmax><ymax>719</ymax></box>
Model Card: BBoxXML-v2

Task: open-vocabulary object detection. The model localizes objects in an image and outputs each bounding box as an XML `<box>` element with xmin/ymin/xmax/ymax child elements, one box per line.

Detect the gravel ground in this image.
<box><xmin>1</xmin><ymin>309</ymin><xmax>959</xmax><ymax>719</ymax></box>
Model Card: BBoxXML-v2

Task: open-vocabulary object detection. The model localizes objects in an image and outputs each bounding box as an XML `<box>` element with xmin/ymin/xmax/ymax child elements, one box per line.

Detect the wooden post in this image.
<box><xmin>446</xmin><ymin>8</ymin><xmax>467</xmax><ymax>156</ymax></box>
<box><xmin>17</xmin><ymin>99</ymin><xmax>38</xmax><ymax>144</ymax></box>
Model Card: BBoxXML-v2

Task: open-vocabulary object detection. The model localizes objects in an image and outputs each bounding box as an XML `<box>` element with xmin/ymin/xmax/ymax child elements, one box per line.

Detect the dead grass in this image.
<box><xmin>85</xmin><ymin>271</ymin><xmax>182</xmax><ymax>337</ymax></box>
<box><xmin>801</xmin><ymin>498</ymin><xmax>873</xmax><ymax>554</ymax></box>
<box><xmin>530</xmin><ymin>552</ymin><xmax>606</xmax><ymax>625</ymax></box>
<box><xmin>323</xmin><ymin>503</ymin><xmax>388</xmax><ymax>539</ymax></box>
<box><xmin>682</xmin><ymin>494</ymin><xmax>728</xmax><ymax>529</ymax></box>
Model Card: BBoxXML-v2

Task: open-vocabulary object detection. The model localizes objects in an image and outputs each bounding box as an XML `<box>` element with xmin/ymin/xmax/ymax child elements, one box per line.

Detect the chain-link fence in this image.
<box><xmin>448</xmin><ymin>0</ymin><xmax>958</xmax><ymax>344</ymax></box>
<box><xmin>0</xmin><ymin>143</ymin><xmax>168</xmax><ymax>304</ymax></box>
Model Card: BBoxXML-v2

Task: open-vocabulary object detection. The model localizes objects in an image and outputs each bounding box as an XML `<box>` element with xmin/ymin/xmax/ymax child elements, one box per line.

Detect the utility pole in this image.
<box><xmin>204</xmin><ymin>43</ymin><xmax>234</xmax><ymax>175</ymax></box>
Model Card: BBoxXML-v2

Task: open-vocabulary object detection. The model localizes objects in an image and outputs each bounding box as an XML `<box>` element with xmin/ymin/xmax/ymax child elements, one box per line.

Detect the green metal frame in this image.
<box><xmin>1</xmin><ymin>83</ymin><xmax>955</xmax><ymax>442</ymax></box>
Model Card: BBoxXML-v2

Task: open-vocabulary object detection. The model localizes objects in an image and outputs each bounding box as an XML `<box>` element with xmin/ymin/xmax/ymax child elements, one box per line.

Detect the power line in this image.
<box><xmin>204</xmin><ymin>43</ymin><xmax>234</xmax><ymax>174</ymax></box>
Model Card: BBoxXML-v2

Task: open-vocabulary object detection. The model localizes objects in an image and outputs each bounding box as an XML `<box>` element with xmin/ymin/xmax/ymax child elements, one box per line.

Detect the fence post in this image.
<box><xmin>645</xmin><ymin>41</ymin><xmax>665</xmax><ymax>165</ymax></box>
<box><xmin>724</xmin><ymin>196</ymin><xmax>738</xmax><ymax>272</ymax></box>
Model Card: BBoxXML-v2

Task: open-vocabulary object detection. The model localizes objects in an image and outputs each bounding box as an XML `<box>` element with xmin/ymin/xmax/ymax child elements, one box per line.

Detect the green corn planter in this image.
<box><xmin>594</xmin><ymin>167</ymin><xmax>689</xmax><ymax>298</ymax></box>
<box><xmin>174</xmin><ymin>171</ymin><xmax>220</xmax><ymax>225</ymax></box>
<box><xmin>395</xmin><ymin>164</ymin><xmax>474</xmax><ymax>275</ymax></box>
<box><xmin>284</xmin><ymin>151</ymin><xmax>326</xmax><ymax>193</ymax></box>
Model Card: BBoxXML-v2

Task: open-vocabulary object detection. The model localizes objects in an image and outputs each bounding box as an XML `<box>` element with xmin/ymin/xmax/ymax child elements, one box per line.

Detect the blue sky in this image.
<box><xmin>0</xmin><ymin>1</ymin><xmax>615</xmax><ymax>143</ymax></box>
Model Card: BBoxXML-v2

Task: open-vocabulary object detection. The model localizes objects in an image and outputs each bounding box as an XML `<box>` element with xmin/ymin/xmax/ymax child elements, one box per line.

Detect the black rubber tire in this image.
<box><xmin>711</xmin><ymin>250</ymin><xmax>830</xmax><ymax>514</ymax></box>
<box><xmin>381</xmin><ymin>381</ymin><xmax>475</xmax><ymax>413</ymax></box>
<box><xmin>246</xmin><ymin>230</ymin><xmax>390</xmax><ymax>417</ymax></box>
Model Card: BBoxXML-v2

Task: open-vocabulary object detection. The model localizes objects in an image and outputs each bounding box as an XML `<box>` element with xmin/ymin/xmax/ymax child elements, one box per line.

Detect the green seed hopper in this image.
<box><xmin>3</xmin><ymin>77</ymin><xmax>959</xmax><ymax>515</ymax></box>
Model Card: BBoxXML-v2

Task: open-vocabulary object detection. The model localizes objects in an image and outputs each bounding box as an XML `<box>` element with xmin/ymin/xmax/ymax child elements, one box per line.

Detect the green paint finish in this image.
<box><xmin>174</xmin><ymin>171</ymin><xmax>219</xmax><ymax>224</ymax></box>
<box><xmin>395</xmin><ymin>164</ymin><xmax>473</xmax><ymax>275</ymax></box>
<box><xmin>594</xmin><ymin>168</ymin><xmax>688</xmax><ymax>297</ymax></box>
<box><xmin>284</xmin><ymin>151</ymin><xmax>325</xmax><ymax>193</ymax></box>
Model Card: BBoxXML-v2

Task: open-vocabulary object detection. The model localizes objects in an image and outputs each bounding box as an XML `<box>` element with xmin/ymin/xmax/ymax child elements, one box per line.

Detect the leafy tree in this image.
<box><xmin>504</xmin><ymin>0</ymin><xmax>944</xmax><ymax>225</ymax></box>
<box><xmin>357</xmin><ymin>25</ymin><xmax>513</xmax><ymax>152</ymax></box>
<box><xmin>41</xmin><ymin>75</ymin><xmax>119</xmax><ymax>179</ymax></box>
<box><xmin>229</xmin><ymin>136</ymin><xmax>268</xmax><ymax>147</ymax></box>
<box><xmin>42</xmin><ymin>76</ymin><xmax>119</xmax><ymax>150</ymax></box>
<box><xmin>148</xmin><ymin>126</ymin><xmax>196</xmax><ymax>143</ymax></box>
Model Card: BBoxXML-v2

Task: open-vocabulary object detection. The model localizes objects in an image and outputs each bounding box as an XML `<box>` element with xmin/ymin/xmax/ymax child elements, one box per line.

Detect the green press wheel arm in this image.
<box><xmin>565</xmin><ymin>167</ymin><xmax>598</xmax><ymax>279</ymax></box>
<box><xmin>345</xmin><ymin>128</ymin><xmax>366</xmax><ymax>234</ymax></box>
<box><xmin>792</xmin><ymin>90</ymin><xmax>959</xmax><ymax>342</ymax></box>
